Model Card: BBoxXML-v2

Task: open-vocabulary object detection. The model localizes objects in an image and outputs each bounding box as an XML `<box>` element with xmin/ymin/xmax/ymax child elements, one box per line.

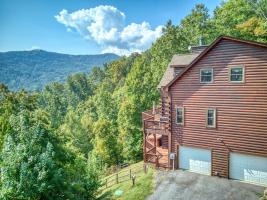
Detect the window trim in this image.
<box><xmin>200</xmin><ymin>68</ymin><xmax>214</xmax><ymax>83</ymax></box>
<box><xmin>229</xmin><ymin>65</ymin><xmax>245</xmax><ymax>83</ymax></box>
<box><xmin>176</xmin><ymin>106</ymin><xmax>184</xmax><ymax>125</ymax></box>
<box><xmin>206</xmin><ymin>108</ymin><xmax>216</xmax><ymax>128</ymax></box>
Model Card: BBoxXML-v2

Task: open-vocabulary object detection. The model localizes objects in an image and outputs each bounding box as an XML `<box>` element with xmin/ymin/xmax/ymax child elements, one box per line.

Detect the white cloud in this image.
<box><xmin>101</xmin><ymin>46</ymin><xmax>141</xmax><ymax>56</ymax></box>
<box><xmin>27</xmin><ymin>46</ymin><xmax>41</xmax><ymax>50</ymax></box>
<box><xmin>121</xmin><ymin>22</ymin><xmax>163</xmax><ymax>49</ymax></box>
<box><xmin>55</xmin><ymin>5</ymin><xmax>162</xmax><ymax>55</ymax></box>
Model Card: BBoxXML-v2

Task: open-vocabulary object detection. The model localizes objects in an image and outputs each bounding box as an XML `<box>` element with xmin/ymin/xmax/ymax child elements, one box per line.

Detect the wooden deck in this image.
<box><xmin>142</xmin><ymin>107</ymin><xmax>170</xmax><ymax>168</ymax></box>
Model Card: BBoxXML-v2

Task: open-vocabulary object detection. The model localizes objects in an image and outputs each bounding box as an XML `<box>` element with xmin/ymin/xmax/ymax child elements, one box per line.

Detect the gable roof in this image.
<box><xmin>157</xmin><ymin>64</ymin><xmax>176</xmax><ymax>89</ymax></box>
<box><xmin>158</xmin><ymin>53</ymin><xmax>199</xmax><ymax>88</ymax></box>
<box><xmin>189</xmin><ymin>45</ymin><xmax>209</xmax><ymax>54</ymax></box>
<box><xmin>169</xmin><ymin>53</ymin><xmax>200</xmax><ymax>67</ymax></box>
<box><xmin>166</xmin><ymin>35</ymin><xmax>267</xmax><ymax>91</ymax></box>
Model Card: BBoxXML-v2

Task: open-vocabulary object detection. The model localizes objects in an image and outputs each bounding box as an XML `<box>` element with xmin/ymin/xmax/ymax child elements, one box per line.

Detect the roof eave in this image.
<box><xmin>169</xmin><ymin>64</ymin><xmax>187</xmax><ymax>68</ymax></box>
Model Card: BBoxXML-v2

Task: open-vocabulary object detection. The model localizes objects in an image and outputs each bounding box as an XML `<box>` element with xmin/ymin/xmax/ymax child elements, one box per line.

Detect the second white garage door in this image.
<box><xmin>230</xmin><ymin>153</ymin><xmax>267</xmax><ymax>186</ymax></box>
<box><xmin>179</xmin><ymin>146</ymin><xmax>211</xmax><ymax>175</ymax></box>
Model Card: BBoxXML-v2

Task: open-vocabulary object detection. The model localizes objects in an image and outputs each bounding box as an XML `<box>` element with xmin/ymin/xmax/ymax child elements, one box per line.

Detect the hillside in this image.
<box><xmin>98</xmin><ymin>162</ymin><xmax>155</xmax><ymax>200</ymax></box>
<box><xmin>0</xmin><ymin>50</ymin><xmax>119</xmax><ymax>91</ymax></box>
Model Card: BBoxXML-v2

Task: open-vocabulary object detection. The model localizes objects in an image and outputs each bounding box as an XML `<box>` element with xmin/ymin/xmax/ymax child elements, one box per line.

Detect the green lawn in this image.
<box><xmin>98</xmin><ymin>163</ymin><xmax>155</xmax><ymax>200</ymax></box>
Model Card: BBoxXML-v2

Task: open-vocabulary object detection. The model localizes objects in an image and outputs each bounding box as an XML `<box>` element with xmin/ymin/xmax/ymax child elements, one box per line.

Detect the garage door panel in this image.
<box><xmin>230</xmin><ymin>153</ymin><xmax>267</xmax><ymax>186</ymax></box>
<box><xmin>179</xmin><ymin>146</ymin><xmax>211</xmax><ymax>175</ymax></box>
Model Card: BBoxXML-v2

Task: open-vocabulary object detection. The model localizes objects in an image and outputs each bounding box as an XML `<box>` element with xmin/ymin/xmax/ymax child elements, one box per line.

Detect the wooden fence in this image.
<box><xmin>101</xmin><ymin>163</ymin><xmax>145</xmax><ymax>188</ymax></box>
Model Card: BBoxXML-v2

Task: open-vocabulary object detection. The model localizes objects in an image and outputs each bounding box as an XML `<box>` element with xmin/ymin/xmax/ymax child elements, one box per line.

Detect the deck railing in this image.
<box><xmin>142</xmin><ymin>106</ymin><xmax>170</xmax><ymax>169</ymax></box>
<box><xmin>144</xmin><ymin>120</ymin><xmax>169</xmax><ymax>129</ymax></box>
<box><xmin>142</xmin><ymin>107</ymin><xmax>162</xmax><ymax>120</ymax></box>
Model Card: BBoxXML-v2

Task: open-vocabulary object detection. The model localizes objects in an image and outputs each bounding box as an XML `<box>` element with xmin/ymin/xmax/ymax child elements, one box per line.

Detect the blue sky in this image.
<box><xmin>0</xmin><ymin>0</ymin><xmax>221</xmax><ymax>55</ymax></box>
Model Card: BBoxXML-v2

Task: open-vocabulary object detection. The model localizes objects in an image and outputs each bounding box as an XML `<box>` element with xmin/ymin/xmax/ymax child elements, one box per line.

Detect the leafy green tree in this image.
<box><xmin>213</xmin><ymin>0</ymin><xmax>267</xmax><ymax>41</ymax></box>
<box><xmin>92</xmin><ymin>119</ymin><xmax>122</xmax><ymax>166</ymax></box>
<box><xmin>0</xmin><ymin>109</ymin><xmax>100</xmax><ymax>200</ymax></box>
<box><xmin>0</xmin><ymin>110</ymin><xmax>66</xmax><ymax>200</ymax></box>
<box><xmin>59</xmin><ymin>108</ymin><xmax>93</xmax><ymax>157</ymax></box>
<box><xmin>0</xmin><ymin>84</ymin><xmax>38</xmax><ymax>150</ymax></box>
<box><xmin>66</xmin><ymin>73</ymin><xmax>93</xmax><ymax>105</ymax></box>
<box><xmin>88</xmin><ymin>66</ymin><xmax>106</xmax><ymax>91</ymax></box>
<box><xmin>39</xmin><ymin>82</ymin><xmax>68</xmax><ymax>128</ymax></box>
<box><xmin>63</xmin><ymin>153</ymin><xmax>101</xmax><ymax>200</ymax></box>
<box><xmin>180</xmin><ymin>4</ymin><xmax>212</xmax><ymax>45</ymax></box>
<box><xmin>118</xmin><ymin>100</ymin><xmax>143</xmax><ymax>161</ymax></box>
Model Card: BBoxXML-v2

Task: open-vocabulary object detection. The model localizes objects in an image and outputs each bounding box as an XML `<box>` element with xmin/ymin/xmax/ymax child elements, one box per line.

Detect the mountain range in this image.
<box><xmin>0</xmin><ymin>50</ymin><xmax>119</xmax><ymax>91</ymax></box>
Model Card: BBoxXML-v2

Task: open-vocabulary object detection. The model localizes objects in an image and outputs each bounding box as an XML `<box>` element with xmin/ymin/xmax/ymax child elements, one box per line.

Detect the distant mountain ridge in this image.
<box><xmin>0</xmin><ymin>50</ymin><xmax>119</xmax><ymax>91</ymax></box>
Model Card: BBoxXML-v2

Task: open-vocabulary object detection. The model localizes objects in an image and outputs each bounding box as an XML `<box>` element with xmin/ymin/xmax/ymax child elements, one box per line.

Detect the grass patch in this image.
<box><xmin>256</xmin><ymin>192</ymin><xmax>264</xmax><ymax>198</ymax></box>
<box><xmin>98</xmin><ymin>163</ymin><xmax>155</xmax><ymax>200</ymax></box>
<box><xmin>103</xmin><ymin>162</ymin><xmax>144</xmax><ymax>180</ymax></box>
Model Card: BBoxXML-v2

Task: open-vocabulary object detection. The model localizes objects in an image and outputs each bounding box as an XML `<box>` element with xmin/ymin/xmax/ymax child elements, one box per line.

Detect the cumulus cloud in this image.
<box><xmin>55</xmin><ymin>5</ymin><xmax>163</xmax><ymax>55</ymax></box>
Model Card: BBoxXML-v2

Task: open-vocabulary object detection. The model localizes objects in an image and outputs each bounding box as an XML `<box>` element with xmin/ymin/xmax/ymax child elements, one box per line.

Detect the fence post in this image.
<box><xmin>116</xmin><ymin>173</ymin><xmax>119</xmax><ymax>184</ymax></box>
<box><xmin>144</xmin><ymin>164</ymin><xmax>147</xmax><ymax>174</ymax></box>
<box><xmin>132</xmin><ymin>175</ymin><xmax>136</xmax><ymax>186</ymax></box>
<box><xmin>129</xmin><ymin>169</ymin><xmax>132</xmax><ymax>179</ymax></box>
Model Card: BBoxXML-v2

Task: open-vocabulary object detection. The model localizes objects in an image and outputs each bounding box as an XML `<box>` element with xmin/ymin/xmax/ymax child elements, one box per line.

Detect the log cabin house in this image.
<box><xmin>142</xmin><ymin>35</ymin><xmax>267</xmax><ymax>186</ymax></box>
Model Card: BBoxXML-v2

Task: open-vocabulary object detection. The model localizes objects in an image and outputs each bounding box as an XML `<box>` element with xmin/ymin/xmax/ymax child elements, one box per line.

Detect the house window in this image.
<box><xmin>207</xmin><ymin>108</ymin><xmax>216</xmax><ymax>128</ymax></box>
<box><xmin>176</xmin><ymin>107</ymin><xmax>184</xmax><ymax>125</ymax></box>
<box><xmin>229</xmin><ymin>66</ymin><xmax>245</xmax><ymax>82</ymax></box>
<box><xmin>200</xmin><ymin>68</ymin><xmax>213</xmax><ymax>83</ymax></box>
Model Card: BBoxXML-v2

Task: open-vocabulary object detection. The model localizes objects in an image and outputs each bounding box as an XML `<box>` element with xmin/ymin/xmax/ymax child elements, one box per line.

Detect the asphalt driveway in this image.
<box><xmin>146</xmin><ymin>170</ymin><xmax>264</xmax><ymax>200</ymax></box>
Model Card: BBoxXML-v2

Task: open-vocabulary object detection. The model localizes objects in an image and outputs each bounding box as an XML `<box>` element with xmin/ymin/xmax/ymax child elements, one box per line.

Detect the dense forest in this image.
<box><xmin>0</xmin><ymin>0</ymin><xmax>267</xmax><ymax>199</ymax></box>
<box><xmin>0</xmin><ymin>50</ymin><xmax>119</xmax><ymax>91</ymax></box>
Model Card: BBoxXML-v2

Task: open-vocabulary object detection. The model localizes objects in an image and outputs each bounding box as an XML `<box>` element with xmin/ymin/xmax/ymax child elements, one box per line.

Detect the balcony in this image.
<box><xmin>142</xmin><ymin>107</ymin><xmax>170</xmax><ymax>168</ymax></box>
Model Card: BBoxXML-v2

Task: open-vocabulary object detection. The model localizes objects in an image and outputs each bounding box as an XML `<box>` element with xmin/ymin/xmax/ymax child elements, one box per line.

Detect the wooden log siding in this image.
<box><xmin>161</xmin><ymin>135</ymin><xmax>168</xmax><ymax>149</ymax></box>
<box><xmin>169</xmin><ymin>39</ymin><xmax>267</xmax><ymax>177</ymax></box>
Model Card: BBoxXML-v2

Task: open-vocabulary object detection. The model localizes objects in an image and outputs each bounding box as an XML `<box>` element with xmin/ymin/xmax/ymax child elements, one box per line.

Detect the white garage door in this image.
<box><xmin>179</xmin><ymin>146</ymin><xmax>211</xmax><ymax>175</ymax></box>
<box><xmin>230</xmin><ymin>153</ymin><xmax>267</xmax><ymax>186</ymax></box>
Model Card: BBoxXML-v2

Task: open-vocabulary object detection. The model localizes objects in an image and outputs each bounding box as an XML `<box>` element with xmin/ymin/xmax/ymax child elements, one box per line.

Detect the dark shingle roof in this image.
<box><xmin>158</xmin><ymin>65</ymin><xmax>176</xmax><ymax>89</ymax></box>
<box><xmin>157</xmin><ymin>53</ymin><xmax>200</xmax><ymax>88</ymax></box>
<box><xmin>169</xmin><ymin>53</ymin><xmax>199</xmax><ymax>67</ymax></box>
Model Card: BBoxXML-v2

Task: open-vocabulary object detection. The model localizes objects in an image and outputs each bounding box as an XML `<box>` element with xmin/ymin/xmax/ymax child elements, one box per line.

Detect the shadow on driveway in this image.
<box><xmin>146</xmin><ymin>170</ymin><xmax>264</xmax><ymax>200</ymax></box>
